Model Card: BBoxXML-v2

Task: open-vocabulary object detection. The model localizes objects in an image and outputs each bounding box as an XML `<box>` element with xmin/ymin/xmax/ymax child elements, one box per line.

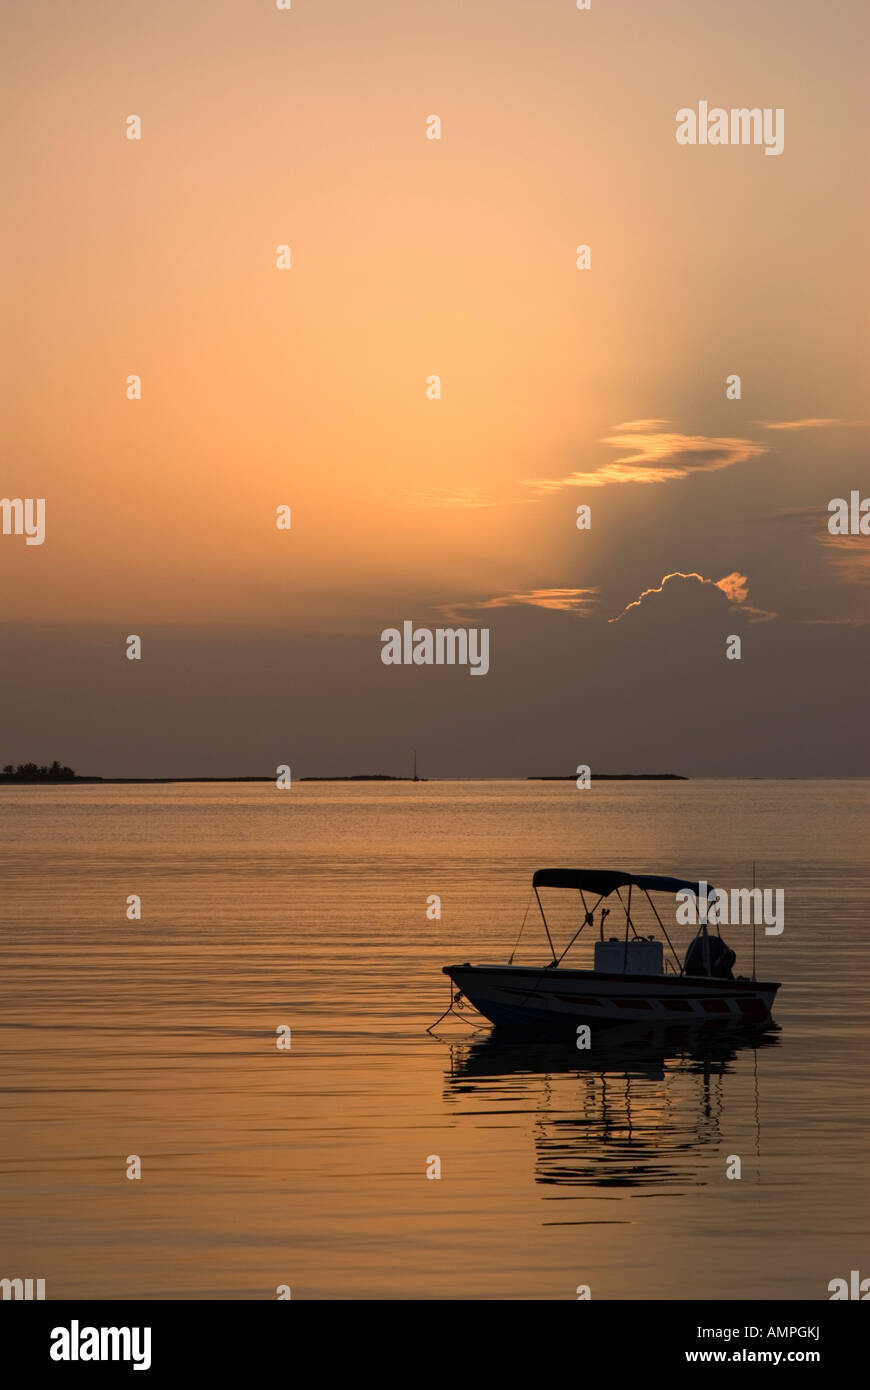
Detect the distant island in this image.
<box><xmin>0</xmin><ymin>764</ymin><xmax>425</xmax><ymax>784</ymax></box>
<box><xmin>1</xmin><ymin>762</ymin><xmax>684</xmax><ymax>785</ymax></box>
<box><xmin>300</xmin><ymin>775</ymin><xmax>425</xmax><ymax>782</ymax></box>
<box><xmin>528</xmin><ymin>773</ymin><xmax>688</xmax><ymax>781</ymax></box>
<box><xmin>1</xmin><ymin>762</ymin><xmax>82</xmax><ymax>782</ymax></box>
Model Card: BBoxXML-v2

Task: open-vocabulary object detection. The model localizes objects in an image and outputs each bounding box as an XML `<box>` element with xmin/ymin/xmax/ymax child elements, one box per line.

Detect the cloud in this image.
<box><xmin>715</xmin><ymin>571</ymin><xmax>749</xmax><ymax>603</ymax></box>
<box><xmin>609</xmin><ymin>570</ymin><xmax>777</xmax><ymax>624</ymax></box>
<box><xmin>769</xmin><ymin>505</ymin><xmax>830</xmax><ymax>524</ymax></box>
<box><xmin>609</xmin><ymin>418</ymin><xmax>671</xmax><ymax>431</ymax></box>
<box><xmin>804</xmin><ymin>615</ymin><xmax>870</xmax><ymax>626</ymax></box>
<box><xmin>440</xmin><ymin>587</ymin><xmax>599</xmax><ymax>619</ymax></box>
<box><xmin>754</xmin><ymin>505</ymin><xmax>870</xmax><ymax>624</ymax></box>
<box><xmin>526</xmin><ymin>422</ymin><xmax>767</xmax><ymax>494</ymax></box>
<box><xmin>759</xmin><ymin>418</ymin><xmax>844</xmax><ymax>431</ymax></box>
<box><xmin>404</xmin><ymin>486</ymin><xmax>527</xmax><ymax>509</ymax></box>
<box><xmin>410</xmin><ymin>419</ymin><xmax>773</xmax><ymax>510</ymax></box>
<box><xmin>818</xmin><ymin>532</ymin><xmax>870</xmax><ymax>585</ymax></box>
<box><xmin>443</xmin><ymin>573</ymin><xmax>779</xmax><ymax>627</ymax></box>
<box><xmin>770</xmin><ymin>505</ymin><xmax>870</xmax><ymax>587</ymax></box>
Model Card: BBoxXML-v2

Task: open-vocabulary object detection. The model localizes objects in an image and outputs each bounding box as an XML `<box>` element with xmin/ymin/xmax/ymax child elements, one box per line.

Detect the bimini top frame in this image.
<box><xmin>530</xmin><ymin>867</ymin><xmax>710</xmax><ymax>974</ymax></box>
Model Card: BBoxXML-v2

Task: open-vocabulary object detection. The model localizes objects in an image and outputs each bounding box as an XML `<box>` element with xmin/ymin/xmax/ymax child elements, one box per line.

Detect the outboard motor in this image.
<box><xmin>685</xmin><ymin>932</ymin><xmax>736</xmax><ymax>979</ymax></box>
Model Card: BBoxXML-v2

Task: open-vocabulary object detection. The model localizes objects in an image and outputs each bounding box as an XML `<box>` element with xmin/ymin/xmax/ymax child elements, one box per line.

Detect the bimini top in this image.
<box><xmin>532</xmin><ymin>868</ymin><xmax>711</xmax><ymax>898</ymax></box>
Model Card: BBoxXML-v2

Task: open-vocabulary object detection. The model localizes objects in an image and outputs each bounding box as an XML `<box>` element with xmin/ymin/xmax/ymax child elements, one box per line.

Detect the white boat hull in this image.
<box><xmin>443</xmin><ymin>963</ymin><xmax>779</xmax><ymax>1031</ymax></box>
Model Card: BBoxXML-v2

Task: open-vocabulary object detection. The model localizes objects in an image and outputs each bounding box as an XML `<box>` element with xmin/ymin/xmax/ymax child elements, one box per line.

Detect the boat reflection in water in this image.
<box><xmin>441</xmin><ymin>1023</ymin><xmax>781</xmax><ymax>1189</ymax></box>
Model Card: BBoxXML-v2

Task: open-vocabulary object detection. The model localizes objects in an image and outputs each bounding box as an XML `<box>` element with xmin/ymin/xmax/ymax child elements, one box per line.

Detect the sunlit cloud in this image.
<box><xmin>804</xmin><ymin>615</ymin><xmax>870</xmax><ymax>626</ymax></box>
<box><xmin>819</xmin><ymin>532</ymin><xmax>870</xmax><ymax>585</ymax></box>
<box><xmin>441</xmin><ymin>587</ymin><xmax>599</xmax><ymax>619</ymax></box>
<box><xmin>609</xmin><ymin>418</ymin><xmax>671</xmax><ymax>431</ymax></box>
<box><xmin>715</xmin><ymin>571</ymin><xmax>749</xmax><ymax>603</ymax></box>
<box><xmin>759</xmin><ymin>418</ymin><xmax>844</xmax><ymax>431</ymax></box>
<box><xmin>609</xmin><ymin>570</ymin><xmax>777</xmax><ymax>624</ymax></box>
<box><xmin>410</xmin><ymin>420</ymin><xmax>769</xmax><ymax>510</ymax></box>
<box><xmin>770</xmin><ymin>506</ymin><xmax>870</xmax><ymax>586</ymax></box>
<box><xmin>526</xmin><ymin>422</ymin><xmax>767</xmax><ymax>493</ymax></box>
<box><xmin>738</xmin><ymin>603</ymin><xmax>781</xmax><ymax>623</ymax></box>
<box><xmin>756</xmin><ymin>506</ymin><xmax>870</xmax><ymax>624</ymax></box>
<box><xmin>404</xmin><ymin>486</ymin><xmax>527</xmax><ymax>509</ymax></box>
<box><xmin>609</xmin><ymin>571</ymin><xmax>705</xmax><ymax>621</ymax></box>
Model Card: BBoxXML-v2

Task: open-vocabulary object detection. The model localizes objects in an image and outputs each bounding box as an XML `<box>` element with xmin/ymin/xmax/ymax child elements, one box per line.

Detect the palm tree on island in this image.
<box><xmin>1</xmin><ymin>761</ymin><xmax>77</xmax><ymax>782</ymax></box>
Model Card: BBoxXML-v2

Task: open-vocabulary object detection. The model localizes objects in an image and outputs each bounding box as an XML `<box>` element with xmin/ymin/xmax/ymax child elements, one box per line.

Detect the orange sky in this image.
<box><xmin>1</xmin><ymin>0</ymin><xmax>868</xmax><ymax>774</ymax></box>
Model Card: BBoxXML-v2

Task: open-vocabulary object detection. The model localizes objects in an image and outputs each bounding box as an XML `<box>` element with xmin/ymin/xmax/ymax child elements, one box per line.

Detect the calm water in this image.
<box><xmin>1</xmin><ymin>779</ymin><xmax>867</xmax><ymax>1300</ymax></box>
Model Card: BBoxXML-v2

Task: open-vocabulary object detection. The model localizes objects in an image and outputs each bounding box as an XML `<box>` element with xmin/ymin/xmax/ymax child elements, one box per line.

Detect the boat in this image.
<box><xmin>441</xmin><ymin>868</ymin><xmax>780</xmax><ymax>1033</ymax></box>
